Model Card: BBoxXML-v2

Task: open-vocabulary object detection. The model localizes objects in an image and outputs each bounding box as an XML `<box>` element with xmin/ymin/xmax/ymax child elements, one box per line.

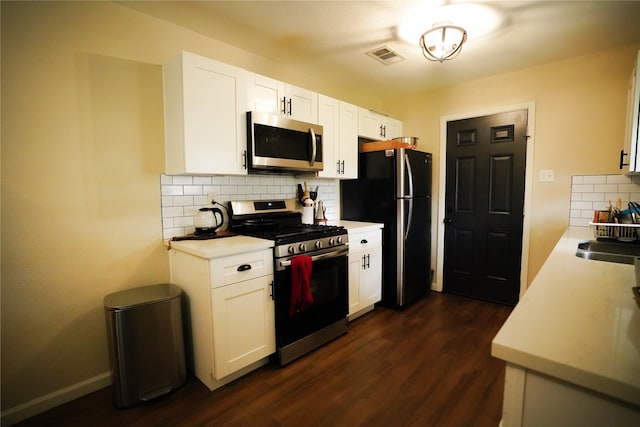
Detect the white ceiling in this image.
<box><xmin>123</xmin><ymin>1</ymin><xmax>640</xmax><ymax>96</ymax></box>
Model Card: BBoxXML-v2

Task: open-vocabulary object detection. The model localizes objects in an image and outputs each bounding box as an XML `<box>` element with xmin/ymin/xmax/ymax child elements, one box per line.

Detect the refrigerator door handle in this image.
<box><xmin>405</xmin><ymin>198</ymin><xmax>413</xmax><ymax>240</ymax></box>
<box><xmin>404</xmin><ymin>153</ymin><xmax>414</xmax><ymax>198</ymax></box>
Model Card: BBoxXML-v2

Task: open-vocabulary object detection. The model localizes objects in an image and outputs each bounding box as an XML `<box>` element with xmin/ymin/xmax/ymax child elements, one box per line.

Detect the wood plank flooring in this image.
<box><xmin>15</xmin><ymin>292</ymin><xmax>513</xmax><ymax>427</ymax></box>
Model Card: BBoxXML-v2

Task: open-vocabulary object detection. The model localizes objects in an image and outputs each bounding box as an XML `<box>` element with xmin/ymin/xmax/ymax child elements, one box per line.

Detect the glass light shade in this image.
<box><xmin>419</xmin><ymin>23</ymin><xmax>467</xmax><ymax>62</ymax></box>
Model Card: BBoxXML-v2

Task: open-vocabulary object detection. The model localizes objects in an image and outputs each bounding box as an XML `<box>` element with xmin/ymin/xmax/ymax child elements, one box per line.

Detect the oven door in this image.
<box><xmin>274</xmin><ymin>246</ymin><xmax>348</xmax><ymax>352</ymax></box>
<box><xmin>247</xmin><ymin>111</ymin><xmax>324</xmax><ymax>172</ymax></box>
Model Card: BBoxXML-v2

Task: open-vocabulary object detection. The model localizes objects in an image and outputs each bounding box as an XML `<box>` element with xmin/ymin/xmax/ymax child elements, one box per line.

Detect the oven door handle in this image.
<box><xmin>279</xmin><ymin>248</ymin><xmax>346</xmax><ymax>268</ymax></box>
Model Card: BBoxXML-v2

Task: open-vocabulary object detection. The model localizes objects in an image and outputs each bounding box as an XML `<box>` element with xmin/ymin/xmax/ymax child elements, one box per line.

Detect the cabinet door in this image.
<box><xmin>358</xmin><ymin>108</ymin><xmax>385</xmax><ymax>140</ymax></box>
<box><xmin>211</xmin><ymin>275</ymin><xmax>275</xmax><ymax>380</ymax></box>
<box><xmin>361</xmin><ymin>246</ymin><xmax>382</xmax><ymax>306</ymax></box>
<box><xmin>625</xmin><ymin>51</ymin><xmax>640</xmax><ymax>172</ymax></box>
<box><xmin>348</xmin><ymin>250</ymin><xmax>363</xmax><ymax>315</ymax></box>
<box><xmin>318</xmin><ymin>95</ymin><xmax>340</xmax><ymax>178</ymax></box>
<box><xmin>247</xmin><ymin>74</ymin><xmax>317</xmax><ymax>123</ymax></box>
<box><xmin>247</xmin><ymin>73</ymin><xmax>284</xmax><ymax>116</ymax></box>
<box><xmin>287</xmin><ymin>85</ymin><xmax>318</xmax><ymax>123</ymax></box>
<box><xmin>339</xmin><ymin>101</ymin><xmax>359</xmax><ymax>179</ymax></box>
<box><xmin>385</xmin><ymin>116</ymin><xmax>403</xmax><ymax>140</ymax></box>
<box><xmin>164</xmin><ymin>51</ymin><xmax>248</xmax><ymax>175</ymax></box>
<box><xmin>358</xmin><ymin>108</ymin><xmax>402</xmax><ymax>140</ymax></box>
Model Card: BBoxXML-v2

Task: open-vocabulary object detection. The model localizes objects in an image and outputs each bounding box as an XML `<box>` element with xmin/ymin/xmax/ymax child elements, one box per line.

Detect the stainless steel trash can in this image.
<box><xmin>104</xmin><ymin>283</ymin><xmax>186</xmax><ymax>408</ymax></box>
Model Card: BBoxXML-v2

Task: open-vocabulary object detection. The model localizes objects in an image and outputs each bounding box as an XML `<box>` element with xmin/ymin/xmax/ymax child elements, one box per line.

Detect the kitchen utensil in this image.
<box><xmin>195</xmin><ymin>207</ymin><xmax>224</xmax><ymax>235</ymax></box>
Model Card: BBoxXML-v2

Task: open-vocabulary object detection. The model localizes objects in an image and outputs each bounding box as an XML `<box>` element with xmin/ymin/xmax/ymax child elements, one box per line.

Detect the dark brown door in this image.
<box><xmin>443</xmin><ymin>110</ymin><xmax>528</xmax><ymax>305</ymax></box>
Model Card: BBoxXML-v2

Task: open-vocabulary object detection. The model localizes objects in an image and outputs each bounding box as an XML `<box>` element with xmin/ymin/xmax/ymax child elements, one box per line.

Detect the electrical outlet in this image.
<box><xmin>539</xmin><ymin>169</ymin><xmax>555</xmax><ymax>182</ymax></box>
<box><xmin>207</xmin><ymin>192</ymin><xmax>218</xmax><ymax>205</ymax></box>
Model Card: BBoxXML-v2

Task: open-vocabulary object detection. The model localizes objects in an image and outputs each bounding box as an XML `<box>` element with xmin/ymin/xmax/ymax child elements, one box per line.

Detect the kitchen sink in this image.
<box><xmin>576</xmin><ymin>240</ymin><xmax>640</xmax><ymax>264</ymax></box>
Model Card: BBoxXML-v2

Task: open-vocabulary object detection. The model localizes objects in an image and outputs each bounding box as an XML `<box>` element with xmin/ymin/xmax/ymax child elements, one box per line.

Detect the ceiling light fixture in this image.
<box><xmin>419</xmin><ymin>21</ymin><xmax>467</xmax><ymax>62</ymax></box>
<box><xmin>397</xmin><ymin>2</ymin><xmax>504</xmax><ymax>63</ymax></box>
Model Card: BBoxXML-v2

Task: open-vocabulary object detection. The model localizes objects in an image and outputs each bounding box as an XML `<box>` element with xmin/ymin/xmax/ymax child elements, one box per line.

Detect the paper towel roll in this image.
<box><xmin>302</xmin><ymin>206</ymin><xmax>314</xmax><ymax>224</ymax></box>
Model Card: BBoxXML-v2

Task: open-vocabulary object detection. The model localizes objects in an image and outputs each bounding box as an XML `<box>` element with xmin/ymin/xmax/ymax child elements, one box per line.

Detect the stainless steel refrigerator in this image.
<box><xmin>341</xmin><ymin>148</ymin><xmax>432</xmax><ymax>308</ymax></box>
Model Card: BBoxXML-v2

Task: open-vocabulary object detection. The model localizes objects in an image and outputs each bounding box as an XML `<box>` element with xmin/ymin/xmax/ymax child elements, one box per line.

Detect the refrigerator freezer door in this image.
<box><xmin>404</xmin><ymin>150</ymin><xmax>432</xmax><ymax>198</ymax></box>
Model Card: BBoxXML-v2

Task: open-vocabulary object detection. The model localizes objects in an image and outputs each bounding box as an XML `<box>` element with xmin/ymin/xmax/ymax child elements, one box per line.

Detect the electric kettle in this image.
<box><xmin>195</xmin><ymin>207</ymin><xmax>224</xmax><ymax>235</ymax></box>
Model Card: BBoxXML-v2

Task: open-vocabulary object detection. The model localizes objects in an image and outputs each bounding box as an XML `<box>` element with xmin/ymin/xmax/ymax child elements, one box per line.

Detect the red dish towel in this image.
<box><xmin>289</xmin><ymin>256</ymin><xmax>313</xmax><ymax>316</ymax></box>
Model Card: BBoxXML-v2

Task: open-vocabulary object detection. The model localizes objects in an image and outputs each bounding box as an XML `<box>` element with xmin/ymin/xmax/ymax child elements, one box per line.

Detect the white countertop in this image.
<box><xmin>492</xmin><ymin>226</ymin><xmax>640</xmax><ymax>406</ymax></box>
<box><xmin>334</xmin><ymin>220</ymin><xmax>384</xmax><ymax>232</ymax></box>
<box><xmin>168</xmin><ymin>235</ymin><xmax>274</xmax><ymax>259</ymax></box>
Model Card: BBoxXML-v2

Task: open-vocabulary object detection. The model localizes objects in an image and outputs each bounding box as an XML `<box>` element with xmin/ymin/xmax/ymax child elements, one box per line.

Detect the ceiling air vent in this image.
<box><xmin>366</xmin><ymin>45</ymin><xmax>406</xmax><ymax>65</ymax></box>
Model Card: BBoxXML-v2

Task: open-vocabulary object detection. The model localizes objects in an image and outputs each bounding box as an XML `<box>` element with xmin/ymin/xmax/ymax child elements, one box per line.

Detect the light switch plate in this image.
<box><xmin>539</xmin><ymin>169</ymin><xmax>555</xmax><ymax>182</ymax></box>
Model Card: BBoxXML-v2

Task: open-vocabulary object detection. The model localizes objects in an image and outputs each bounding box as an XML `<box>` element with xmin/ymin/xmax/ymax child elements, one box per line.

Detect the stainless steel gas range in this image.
<box><xmin>229</xmin><ymin>199</ymin><xmax>349</xmax><ymax>365</ymax></box>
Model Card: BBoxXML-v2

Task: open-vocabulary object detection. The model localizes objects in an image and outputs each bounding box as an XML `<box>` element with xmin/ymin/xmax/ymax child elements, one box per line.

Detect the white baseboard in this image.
<box><xmin>1</xmin><ymin>372</ymin><xmax>111</xmax><ymax>426</ymax></box>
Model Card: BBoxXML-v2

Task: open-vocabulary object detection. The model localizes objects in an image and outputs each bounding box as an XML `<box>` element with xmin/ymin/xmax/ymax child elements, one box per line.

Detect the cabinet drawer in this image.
<box><xmin>210</xmin><ymin>249</ymin><xmax>273</xmax><ymax>288</ymax></box>
<box><xmin>349</xmin><ymin>229</ymin><xmax>382</xmax><ymax>252</ymax></box>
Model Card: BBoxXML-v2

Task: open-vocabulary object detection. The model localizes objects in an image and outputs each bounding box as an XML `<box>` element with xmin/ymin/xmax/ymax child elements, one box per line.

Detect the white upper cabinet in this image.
<box><xmin>163</xmin><ymin>51</ymin><xmax>248</xmax><ymax>175</ymax></box>
<box><xmin>317</xmin><ymin>96</ymin><xmax>358</xmax><ymax>179</ymax></box>
<box><xmin>247</xmin><ymin>73</ymin><xmax>318</xmax><ymax>123</ymax></box>
<box><xmin>623</xmin><ymin>50</ymin><xmax>640</xmax><ymax>172</ymax></box>
<box><xmin>358</xmin><ymin>108</ymin><xmax>403</xmax><ymax>141</ymax></box>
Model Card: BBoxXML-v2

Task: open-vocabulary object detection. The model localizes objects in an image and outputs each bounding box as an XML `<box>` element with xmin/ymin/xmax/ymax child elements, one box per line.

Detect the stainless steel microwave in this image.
<box><xmin>247</xmin><ymin>112</ymin><xmax>323</xmax><ymax>173</ymax></box>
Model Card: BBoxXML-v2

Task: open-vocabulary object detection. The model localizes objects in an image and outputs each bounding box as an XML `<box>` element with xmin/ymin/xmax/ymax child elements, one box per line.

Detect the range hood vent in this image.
<box><xmin>366</xmin><ymin>45</ymin><xmax>406</xmax><ymax>65</ymax></box>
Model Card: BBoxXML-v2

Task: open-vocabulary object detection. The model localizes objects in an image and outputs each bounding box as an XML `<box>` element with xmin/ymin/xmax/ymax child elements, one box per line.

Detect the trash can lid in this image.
<box><xmin>104</xmin><ymin>283</ymin><xmax>182</xmax><ymax>310</ymax></box>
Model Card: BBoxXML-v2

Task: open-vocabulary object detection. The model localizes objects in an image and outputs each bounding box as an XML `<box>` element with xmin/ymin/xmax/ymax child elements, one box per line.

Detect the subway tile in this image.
<box><xmin>571</xmin><ymin>184</ymin><xmax>594</xmax><ymax>193</ymax></box>
<box><xmin>583</xmin><ymin>175</ymin><xmax>607</xmax><ymax>184</ymax></box>
<box><xmin>212</xmin><ymin>176</ymin><xmax>230</xmax><ymax>185</ymax></box>
<box><xmin>193</xmin><ymin>195</ymin><xmax>208</xmax><ymax>206</ymax></box>
<box><xmin>580</xmin><ymin>192</ymin><xmax>604</xmax><ymax>202</ymax></box>
<box><xmin>183</xmin><ymin>185</ymin><xmax>203</xmax><ymax>196</ymax></box>
<box><xmin>174</xmin><ymin>216</ymin><xmax>194</xmax><ymax>227</ymax></box>
<box><xmin>571</xmin><ymin>176</ymin><xmax>584</xmax><ymax>184</ymax></box>
<box><xmin>229</xmin><ymin>176</ymin><xmax>246</xmax><ymax>185</ymax></box>
<box><xmin>617</xmin><ymin>183</ymin><xmax>640</xmax><ymax>193</ymax></box>
<box><xmin>569</xmin><ymin>217</ymin><xmax>591</xmax><ymax>227</ymax></box>
<box><xmin>162</xmin><ymin>185</ymin><xmax>184</xmax><ymax>196</ymax></box>
<box><xmin>219</xmin><ymin>185</ymin><xmax>239</xmax><ymax>194</ymax></box>
<box><xmin>570</xmin><ymin>201</ymin><xmax>593</xmax><ymax>210</ymax></box>
<box><xmin>193</xmin><ymin>176</ymin><xmax>212</xmax><ymax>185</ymax></box>
<box><xmin>593</xmin><ymin>184</ymin><xmax>618</xmax><ymax>193</ymax></box>
<box><xmin>161</xmin><ymin>196</ymin><xmax>174</xmax><ymax>207</ymax></box>
<box><xmin>569</xmin><ymin>209</ymin><xmax>581</xmax><ymax>218</ymax></box>
<box><xmin>173</xmin><ymin>196</ymin><xmax>195</xmax><ymax>206</ymax></box>
<box><xmin>606</xmin><ymin>175</ymin><xmax>632</xmax><ymax>184</ymax></box>
<box><xmin>172</xmin><ymin>176</ymin><xmax>193</xmax><ymax>185</ymax></box>
<box><xmin>160</xmin><ymin>174</ymin><xmax>173</xmax><ymax>185</ymax></box>
<box><xmin>162</xmin><ymin>206</ymin><xmax>184</xmax><ymax>217</ymax></box>
<box><xmin>252</xmin><ymin>185</ymin><xmax>268</xmax><ymax>194</ymax></box>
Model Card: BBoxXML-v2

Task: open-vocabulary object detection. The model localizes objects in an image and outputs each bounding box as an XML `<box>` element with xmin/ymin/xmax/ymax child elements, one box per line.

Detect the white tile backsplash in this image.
<box><xmin>569</xmin><ymin>174</ymin><xmax>640</xmax><ymax>226</ymax></box>
<box><xmin>160</xmin><ymin>174</ymin><xmax>340</xmax><ymax>239</ymax></box>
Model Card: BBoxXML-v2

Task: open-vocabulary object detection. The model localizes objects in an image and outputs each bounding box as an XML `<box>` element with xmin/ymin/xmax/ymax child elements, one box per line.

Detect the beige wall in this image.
<box><xmin>2</xmin><ymin>0</ymin><xmax>639</xmax><ymax>420</ymax></box>
<box><xmin>0</xmin><ymin>1</ymin><xmax>383</xmax><ymax>416</ymax></box>
<box><xmin>386</xmin><ymin>44</ymin><xmax>640</xmax><ymax>284</ymax></box>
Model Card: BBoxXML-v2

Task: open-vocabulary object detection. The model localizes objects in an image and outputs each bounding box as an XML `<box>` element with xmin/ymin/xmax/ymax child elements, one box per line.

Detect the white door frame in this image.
<box><xmin>434</xmin><ymin>102</ymin><xmax>535</xmax><ymax>301</ymax></box>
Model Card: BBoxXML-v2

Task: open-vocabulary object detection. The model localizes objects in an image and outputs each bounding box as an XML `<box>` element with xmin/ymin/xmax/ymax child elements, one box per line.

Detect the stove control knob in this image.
<box><xmin>328</xmin><ymin>238</ymin><xmax>336</xmax><ymax>246</ymax></box>
<box><xmin>315</xmin><ymin>241</ymin><xmax>322</xmax><ymax>249</ymax></box>
<box><xmin>337</xmin><ymin>236</ymin><xmax>344</xmax><ymax>244</ymax></box>
<box><xmin>288</xmin><ymin>245</ymin><xmax>296</xmax><ymax>254</ymax></box>
<box><xmin>298</xmin><ymin>243</ymin><xmax>307</xmax><ymax>252</ymax></box>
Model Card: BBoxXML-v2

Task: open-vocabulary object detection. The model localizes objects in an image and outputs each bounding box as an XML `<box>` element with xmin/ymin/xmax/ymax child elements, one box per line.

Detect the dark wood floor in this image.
<box><xmin>16</xmin><ymin>292</ymin><xmax>512</xmax><ymax>427</ymax></box>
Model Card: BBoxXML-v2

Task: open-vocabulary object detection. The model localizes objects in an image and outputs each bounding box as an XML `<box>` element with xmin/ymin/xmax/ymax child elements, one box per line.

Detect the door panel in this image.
<box><xmin>443</xmin><ymin>110</ymin><xmax>527</xmax><ymax>305</ymax></box>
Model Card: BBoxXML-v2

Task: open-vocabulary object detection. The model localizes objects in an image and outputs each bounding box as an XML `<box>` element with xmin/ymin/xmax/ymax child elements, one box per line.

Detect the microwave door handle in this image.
<box><xmin>309</xmin><ymin>127</ymin><xmax>316</xmax><ymax>166</ymax></box>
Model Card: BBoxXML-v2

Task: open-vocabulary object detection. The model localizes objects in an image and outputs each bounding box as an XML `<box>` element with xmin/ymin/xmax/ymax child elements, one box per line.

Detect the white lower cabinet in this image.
<box><xmin>501</xmin><ymin>364</ymin><xmax>640</xmax><ymax>427</ymax></box>
<box><xmin>169</xmin><ymin>248</ymin><xmax>275</xmax><ymax>390</ymax></box>
<box><xmin>348</xmin><ymin>228</ymin><xmax>382</xmax><ymax>320</ymax></box>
